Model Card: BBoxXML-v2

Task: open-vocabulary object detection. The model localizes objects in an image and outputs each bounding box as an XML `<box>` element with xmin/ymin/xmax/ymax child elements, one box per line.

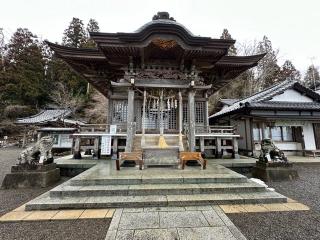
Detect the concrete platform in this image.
<box><xmin>25</xmin><ymin>161</ymin><xmax>287</xmax><ymax>210</ymax></box>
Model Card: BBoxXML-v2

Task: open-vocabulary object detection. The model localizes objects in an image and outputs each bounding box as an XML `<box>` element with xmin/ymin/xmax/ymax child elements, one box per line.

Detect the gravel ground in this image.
<box><xmin>0</xmin><ymin>147</ymin><xmax>110</xmax><ymax>240</ymax></box>
<box><xmin>229</xmin><ymin>165</ymin><xmax>320</xmax><ymax>240</ymax></box>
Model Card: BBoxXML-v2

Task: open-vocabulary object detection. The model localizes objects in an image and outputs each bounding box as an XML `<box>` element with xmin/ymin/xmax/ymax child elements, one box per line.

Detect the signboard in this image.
<box><xmin>101</xmin><ymin>136</ymin><xmax>112</xmax><ymax>155</ymax></box>
<box><xmin>101</xmin><ymin>125</ymin><xmax>117</xmax><ymax>155</ymax></box>
<box><xmin>110</xmin><ymin>125</ymin><xmax>117</xmax><ymax>134</ymax></box>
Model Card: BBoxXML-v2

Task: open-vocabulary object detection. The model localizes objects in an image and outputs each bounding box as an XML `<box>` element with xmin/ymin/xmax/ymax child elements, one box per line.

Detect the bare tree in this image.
<box><xmin>50</xmin><ymin>82</ymin><xmax>84</xmax><ymax>114</ymax></box>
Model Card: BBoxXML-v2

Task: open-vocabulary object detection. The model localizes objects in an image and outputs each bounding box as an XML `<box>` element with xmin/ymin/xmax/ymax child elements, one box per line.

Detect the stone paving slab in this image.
<box><xmin>219</xmin><ymin>201</ymin><xmax>310</xmax><ymax>213</ymax></box>
<box><xmin>133</xmin><ymin>228</ymin><xmax>179</xmax><ymax>240</ymax></box>
<box><xmin>177</xmin><ymin>226</ymin><xmax>237</xmax><ymax>240</ymax></box>
<box><xmin>159</xmin><ymin>211</ymin><xmax>208</xmax><ymax>228</ymax></box>
<box><xmin>51</xmin><ymin>210</ymin><xmax>85</xmax><ymax>220</ymax></box>
<box><xmin>24</xmin><ymin>210</ymin><xmax>59</xmax><ymax>220</ymax></box>
<box><xmin>0</xmin><ymin>204</ymin><xmax>115</xmax><ymax>222</ymax></box>
<box><xmin>118</xmin><ymin>212</ymin><xmax>160</xmax><ymax>230</ymax></box>
<box><xmin>105</xmin><ymin>205</ymin><xmax>247</xmax><ymax>240</ymax></box>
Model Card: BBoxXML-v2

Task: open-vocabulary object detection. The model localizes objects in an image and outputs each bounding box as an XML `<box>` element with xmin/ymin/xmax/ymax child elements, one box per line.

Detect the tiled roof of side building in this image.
<box><xmin>209</xmin><ymin>80</ymin><xmax>320</xmax><ymax>119</ymax></box>
<box><xmin>16</xmin><ymin>109</ymin><xmax>72</xmax><ymax>124</ymax></box>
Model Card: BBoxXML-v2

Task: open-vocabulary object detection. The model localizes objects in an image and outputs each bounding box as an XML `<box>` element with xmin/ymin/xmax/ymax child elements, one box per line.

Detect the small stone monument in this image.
<box><xmin>252</xmin><ymin>138</ymin><xmax>298</xmax><ymax>182</ymax></box>
<box><xmin>1</xmin><ymin>136</ymin><xmax>60</xmax><ymax>189</ymax></box>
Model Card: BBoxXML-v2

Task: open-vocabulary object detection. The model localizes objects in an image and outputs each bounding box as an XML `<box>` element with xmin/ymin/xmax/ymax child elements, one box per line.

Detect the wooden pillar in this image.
<box><xmin>232</xmin><ymin>137</ymin><xmax>240</xmax><ymax>159</ymax></box>
<box><xmin>159</xmin><ymin>90</ymin><xmax>164</xmax><ymax>135</ymax></box>
<box><xmin>200</xmin><ymin>136</ymin><xmax>205</xmax><ymax>153</ymax></box>
<box><xmin>215</xmin><ymin>137</ymin><xmax>222</xmax><ymax>158</ymax></box>
<box><xmin>178</xmin><ymin>90</ymin><xmax>184</xmax><ymax>151</ymax></box>
<box><xmin>93</xmin><ymin>137</ymin><xmax>100</xmax><ymax>159</ymax></box>
<box><xmin>108</xmin><ymin>99</ymin><xmax>113</xmax><ymax>124</ymax></box>
<box><xmin>106</xmin><ymin>98</ymin><xmax>109</xmax><ymax>124</ymax></box>
<box><xmin>73</xmin><ymin>137</ymin><xmax>81</xmax><ymax>159</ymax></box>
<box><xmin>261</xmin><ymin>122</ymin><xmax>266</xmax><ymax>140</ymax></box>
<box><xmin>126</xmin><ymin>89</ymin><xmax>135</xmax><ymax>152</ymax></box>
<box><xmin>188</xmin><ymin>90</ymin><xmax>196</xmax><ymax>151</ymax></box>
<box><xmin>204</xmin><ymin>92</ymin><xmax>209</xmax><ymax>128</ymax></box>
<box><xmin>141</xmin><ymin>89</ymin><xmax>146</xmax><ymax>147</ymax></box>
<box><xmin>112</xmin><ymin>137</ymin><xmax>118</xmax><ymax>160</ymax></box>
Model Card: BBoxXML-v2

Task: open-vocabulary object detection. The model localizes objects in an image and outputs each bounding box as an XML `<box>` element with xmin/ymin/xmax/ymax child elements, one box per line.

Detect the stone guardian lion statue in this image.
<box><xmin>17</xmin><ymin>136</ymin><xmax>54</xmax><ymax>165</ymax></box>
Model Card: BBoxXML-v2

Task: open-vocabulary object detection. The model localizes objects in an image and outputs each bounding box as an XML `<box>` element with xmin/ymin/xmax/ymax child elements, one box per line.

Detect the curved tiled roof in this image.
<box><xmin>16</xmin><ymin>109</ymin><xmax>72</xmax><ymax>124</ymax></box>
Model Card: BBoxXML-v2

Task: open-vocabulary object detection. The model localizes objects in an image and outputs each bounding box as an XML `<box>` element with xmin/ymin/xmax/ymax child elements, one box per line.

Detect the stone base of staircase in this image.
<box><xmin>25</xmin><ymin>161</ymin><xmax>287</xmax><ymax>211</ymax></box>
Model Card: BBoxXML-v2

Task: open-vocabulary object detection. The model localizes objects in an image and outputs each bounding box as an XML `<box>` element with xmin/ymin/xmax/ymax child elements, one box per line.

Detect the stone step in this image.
<box><xmin>49</xmin><ymin>182</ymin><xmax>267</xmax><ymax>198</ymax></box>
<box><xmin>69</xmin><ymin>174</ymin><xmax>248</xmax><ymax>186</ymax></box>
<box><xmin>25</xmin><ymin>191</ymin><xmax>287</xmax><ymax>211</ymax></box>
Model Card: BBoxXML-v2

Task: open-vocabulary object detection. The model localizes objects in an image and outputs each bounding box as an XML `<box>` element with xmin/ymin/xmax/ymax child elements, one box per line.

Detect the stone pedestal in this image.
<box><xmin>1</xmin><ymin>163</ymin><xmax>60</xmax><ymax>189</ymax></box>
<box><xmin>252</xmin><ymin>161</ymin><xmax>299</xmax><ymax>182</ymax></box>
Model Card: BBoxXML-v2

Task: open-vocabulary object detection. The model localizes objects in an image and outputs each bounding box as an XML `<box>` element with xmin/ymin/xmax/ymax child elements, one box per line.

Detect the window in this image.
<box><xmin>53</xmin><ymin>134</ymin><xmax>59</xmax><ymax>145</ymax></box>
<box><xmin>263</xmin><ymin>126</ymin><xmax>271</xmax><ymax>139</ymax></box>
<box><xmin>253</xmin><ymin>123</ymin><xmax>294</xmax><ymax>142</ymax></box>
<box><xmin>282</xmin><ymin>126</ymin><xmax>293</xmax><ymax>141</ymax></box>
<box><xmin>195</xmin><ymin>102</ymin><xmax>205</xmax><ymax>124</ymax></box>
<box><xmin>271</xmin><ymin>127</ymin><xmax>282</xmax><ymax>141</ymax></box>
<box><xmin>253</xmin><ymin>123</ymin><xmax>261</xmax><ymax>141</ymax></box>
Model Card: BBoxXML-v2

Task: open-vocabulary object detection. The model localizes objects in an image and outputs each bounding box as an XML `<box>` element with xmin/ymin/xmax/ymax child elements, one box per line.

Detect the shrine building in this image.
<box><xmin>46</xmin><ymin>12</ymin><xmax>265</xmax><ymax>164</ymax></box>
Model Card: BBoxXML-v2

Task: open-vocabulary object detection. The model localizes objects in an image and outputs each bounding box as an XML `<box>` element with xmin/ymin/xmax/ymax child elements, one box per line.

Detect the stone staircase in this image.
<box><xmin>25</xmin><ymin>162</ymin><xmax>287</xmax><ymax>211</ymax></box>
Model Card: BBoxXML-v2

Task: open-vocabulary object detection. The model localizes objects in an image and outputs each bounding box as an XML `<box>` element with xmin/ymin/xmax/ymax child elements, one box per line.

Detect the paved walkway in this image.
<box><xmin>105</xmin><ymin>205</ymin><xmax>246</xmax><ymax>240</ymax></box>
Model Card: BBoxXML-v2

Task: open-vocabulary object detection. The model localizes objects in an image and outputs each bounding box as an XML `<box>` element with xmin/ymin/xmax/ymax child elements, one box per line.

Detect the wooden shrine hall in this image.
<box><xmin>46</xmin><ymin>12</ymin><xmax>265</xmax><ymax>167</ymax></box>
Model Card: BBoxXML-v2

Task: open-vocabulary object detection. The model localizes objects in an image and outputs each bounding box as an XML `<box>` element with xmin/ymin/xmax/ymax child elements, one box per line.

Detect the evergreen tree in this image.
<box><xmin>84</xmin><ymin>18</ymin><xmax>100</xmax><ymax>48</ymax></box>
<box><xmin>51</xmin><ymin>17</ymin><xmax>91</xmax><ymax>96</ymax></box>
<box><xmin>62</xmin><ymin>18</ymin><xmax>87</xmax><ymax>48</ymax></box>
<box><xmin>0</xmin><ymin>28</ymin><xmax>50</xmax><ymax>107</ymax></box>
<box><xmin>304</xmin><ymin>65</ymin><xmax>320</xmax><ymax>90</ymax></box>
<box><xmin>87</xmin><ymin>18</ymin><xmax>100</xmax><ymax>33</ymax></box>
<box><xmin>256</xmin><ymin>36</ymin><xmax>281</xmax><ymax>88</ymax></box>
<box><xmin>279</xmin><ymin>60</ymin><xmax>301</xmax><ymax>81</ymax></box>
<box><xmin>220</xmin><ymin>29</ymin><xmax>237</xmax><ymax>56</ymax></box>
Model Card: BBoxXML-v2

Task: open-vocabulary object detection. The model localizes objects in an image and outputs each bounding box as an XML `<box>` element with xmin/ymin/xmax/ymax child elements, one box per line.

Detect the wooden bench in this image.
<box><xmin>116</xmin><ymin>151</ymin><xmax>143</xmax><ymax>170</ymax></box>
<box><xmin>179</xmin><ymin>152</ymin><xmax>207</xmax><ymax>170</ymax></box>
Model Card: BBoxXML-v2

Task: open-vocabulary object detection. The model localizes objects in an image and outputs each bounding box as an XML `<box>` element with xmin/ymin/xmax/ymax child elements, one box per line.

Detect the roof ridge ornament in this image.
<box><xmin>152</xmin><ymin>12</ymin><xmax>176</xmax><ymax>21</ymax></box>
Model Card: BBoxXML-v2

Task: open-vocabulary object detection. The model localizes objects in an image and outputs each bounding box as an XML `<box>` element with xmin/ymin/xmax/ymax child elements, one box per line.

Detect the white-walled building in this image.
<box><xmin>209</xmin><ymin>80</ymin><xmax>320</xmax><ymax>156</ymax></box>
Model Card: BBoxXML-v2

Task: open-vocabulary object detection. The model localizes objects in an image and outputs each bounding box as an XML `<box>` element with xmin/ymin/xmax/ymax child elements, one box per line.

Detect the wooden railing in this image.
<box><xmin>195</xmin><ymin>125</ymin><xmax>236</xmax><ymax>135</ymax></box>
<box><xmin>79</xmin><ymin>123</ymin><xmax>127</xmax><ymax>133</ymax></box>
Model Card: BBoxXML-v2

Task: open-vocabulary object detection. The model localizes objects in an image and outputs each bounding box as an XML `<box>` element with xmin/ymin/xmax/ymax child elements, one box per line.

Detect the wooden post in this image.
<box><xmin>126</xmin><ymin>89</ymin><xmax>135</xmax><ymax>152</ymax></box>
<box><xmin>200</xmin><ymin>136</ymin><xmax>205</xmax><ymax>153</ymax></box>
<box><xmin>232</xmin><ymin>137</ymin><xmax>240</xmax><ymax>159</ymax></box>
<box><xmin>159</xmin><ymin>90</ymin><xmax>164</xmax><ymax>135</ymax></box>
<box><xmin>215</xmin><ymin>137</ymin><xmax>222</xmax><ymax>158</ymax></box>
<box><xmin>112</xmin><ymin>137</ymin><xmax>118</xmax><ymax>160</ymax></box>
<box><xmin>178</xmin><ymin>90</ymin><xmax>184</xmax><ymax>151</ymax></box>
<box><xmin>73</xmin><ymin>137</ymin><xmax>81</xmax><ymax>159</ymax></box>
<box><xmin>204</xmin><ymin>92</ymin><xmax>209</xmax><ymax>128</ymax></box>
<box><xmin>188</xmin><ymin>90</ymin><xmax>196</xmax><ymax>151</ymax></box>
<box><xmin>141</xmin><ymin>89</ymin><xmax>146</xmax><ymax>147</ymax></box>
<box><xmin>261</xmin><ymin>122</ymin><xmax>266</xmax><ymax>140</ymax></box>
<box><xmin>93</xmin><ymin>137</ymin><xmax>100</xmax><ymax>159</ymax></box>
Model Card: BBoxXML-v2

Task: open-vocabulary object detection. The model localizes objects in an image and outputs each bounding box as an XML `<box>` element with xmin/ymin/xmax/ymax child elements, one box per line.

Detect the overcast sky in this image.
<box><xmin>1</xmin><ymin>0</ymin><xmax>319</xmax><ymax>74</ymax></box>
